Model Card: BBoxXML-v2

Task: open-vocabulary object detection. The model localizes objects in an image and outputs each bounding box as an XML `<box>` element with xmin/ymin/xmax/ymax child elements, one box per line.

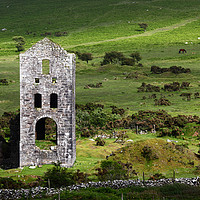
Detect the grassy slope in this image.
<box><xmin>1</xmin><ymin>0</ymin><xmax>200</xmax><ymax>178</ymax></box>
<box><xmin>1</xmin><ymin>0</ymin><xmax>200</xmax><ymax>114</ymax></box>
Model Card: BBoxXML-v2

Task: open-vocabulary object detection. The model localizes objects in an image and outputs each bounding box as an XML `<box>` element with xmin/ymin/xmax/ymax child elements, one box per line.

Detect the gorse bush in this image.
<box><xmin>130</xmin><ymin>52</ymin><xmax>142</xmax><ymax>63</ymax></box>
<box><xmin>76</xmin><ymin>103</ymin><xmax>122</xmax><ymax>137</ymax></box>
<box><xmin>95</xmin><ymin>160</ymin><xmax>127</xmax><ymax>181</ymax></box>
<box><xmin>151</xmin><ymin>65</ymin><xmax>191</xmax><ymax>74</ymax></box>
<box><xmin>101</xmin><ymin>51</ymin><xmax>141</xmax><ymax>66</ymax></box>
<box><xmin>101</xmin><ymin>51</ymin><xmax>124</xmax><ymax>65</ymax></box>
<box><xmin>43</xmin><ymin>162</ymin><xmax>75</xmax><ymax>188</ymax></box>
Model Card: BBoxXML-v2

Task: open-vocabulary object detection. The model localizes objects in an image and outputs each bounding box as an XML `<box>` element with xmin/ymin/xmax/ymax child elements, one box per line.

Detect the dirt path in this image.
<box><xmin>66</xmin><ymin>18</ymin><xmax>199</xmax><ymax>48</ymax></box>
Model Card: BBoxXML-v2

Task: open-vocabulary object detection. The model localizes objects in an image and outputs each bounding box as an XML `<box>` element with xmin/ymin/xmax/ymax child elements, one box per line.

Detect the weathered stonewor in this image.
<box><xmin>20</xmin><ymin>38</ymin><xmax>76</xmax><ymax>167</ymax></box>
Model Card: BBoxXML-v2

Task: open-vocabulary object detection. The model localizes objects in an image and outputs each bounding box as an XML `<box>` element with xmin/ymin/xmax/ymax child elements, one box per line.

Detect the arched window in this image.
<box><xmin>42</xmin><ymin>59</ymin><xmax>50</xmax><ymax>74</ymax></box>
<box><xmin>34</xmin><ymin>93</ymin><xmax>42</xmax><ymax>108</ymax></box>
<box><xmin>50</xmin><ymin>93</ymin><xmax>58</xmax><ymax>108</ymax></box>
<box><xmin>35</xmin><ymin>117</ymin><xmax>57</xmax><ymax>148</ymax></box>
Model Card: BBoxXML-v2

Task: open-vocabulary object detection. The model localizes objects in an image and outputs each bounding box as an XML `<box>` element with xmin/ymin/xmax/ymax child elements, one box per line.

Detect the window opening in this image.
<box><xmin>42</xmin><ymin>59</ymin><xmax>50</xmax><ymax>74</ymax></box>
<box><xmin>50</xmin><ymin>93</ymin><xmax>58</xmax><ymax>108</ymax></box>
<box><xmin>34</xmin><ymin>93</ymin><xmax>42</xmax><ymax>108</ymax></box>
<box><xmin>35</xmin><ymin>117</ymin><xmax>57</xmax><ymax>149</ymax></box>
<box><xmin>52</xmin><ymin>77</ymin><xmax>57</xmax><ymax>83</ymax></box>
<box><xmin>35</xmin><ymin>78</ymin><xmax>39</xmax><ymax>83</ymax></box>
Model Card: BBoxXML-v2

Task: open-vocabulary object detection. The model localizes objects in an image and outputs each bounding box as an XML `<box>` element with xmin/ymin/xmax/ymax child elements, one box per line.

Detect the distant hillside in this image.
<box><xmin>1</xmin><ymin>0</ymin><xmax>200</xmax><ymax>114</ymax></box>
<box><xmin>1</xmin><ymin>0</ymin><xmax>200</xmax><ymax>55</ymax></box>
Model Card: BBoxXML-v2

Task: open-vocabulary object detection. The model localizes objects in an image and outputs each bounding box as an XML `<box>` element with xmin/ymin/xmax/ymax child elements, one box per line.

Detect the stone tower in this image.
<box><xmin>20</xmin><ymin>38</ymin><xmax>76</xmax><ymax>167</ymax></box>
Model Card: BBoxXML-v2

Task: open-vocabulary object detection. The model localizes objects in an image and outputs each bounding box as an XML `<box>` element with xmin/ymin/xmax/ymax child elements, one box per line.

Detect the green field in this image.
<box><xmin>1</xmin><ymin>0</ymin><xmax>200</xmax><ymax>184</ymax></box>
<box><xmin>1</xmin><ymin>0</ymin><xmax>200</xmax><ymax>115</ymax></box>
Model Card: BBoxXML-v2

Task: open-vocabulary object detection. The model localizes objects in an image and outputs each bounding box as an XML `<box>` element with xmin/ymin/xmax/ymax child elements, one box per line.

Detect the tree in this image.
<box><xmin>101</xmin><ymin>51</ymin><xmax>124</xmax><ymax>65</ymax></box>
<box><xmin>12</xmin><ymin>36</ymin><xmax>26</xmax><ymax>52</ymax></box>
<box><xmin>130</xmin><ymin>52</ymin><xmax>142</xmax><ymax>63</ymax></box>
<box><xmin>138</xmin><ymin>23</ymin><xmax>148</xmax><ymax>31</ymax></box>
<box><xmin>79</xmin><ymin>53</ymin><xmax>93</xmax><ymax>63</ymax></box>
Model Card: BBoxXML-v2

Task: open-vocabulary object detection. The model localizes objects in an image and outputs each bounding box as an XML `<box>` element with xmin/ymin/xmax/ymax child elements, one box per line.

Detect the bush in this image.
<box><xmin>151</xmin><ymin>65</ymin><xmax>191</xmax><ymax>74</ymax></box>
<box><xmin>130</xmin><ymin>52</ymin><xmax>142</xmax><ymax>63</ymax></box>
<box><xmin>101</xmin><ymin>51</ymin><xmax>124</xmax><ymax>65</ymax></box>
<box><xmin>12</xmin><ymin>36</ymin><xmax>26</xmax><ymax>52</ymax></box>
<box><xmin>110</xmin><ymin>106</ymin><xmax>125</xmax><ymax>116</ymax></box>
<box><xmin>0</xmin><ymin>177</ymin><xmax>23</xmax><ymax>189</ymax></box>
<box><xmin>54</xmin><ymin>31</ymin><xmax>68</xmax><ymax>37</ymax></box>
<box><xmin>84</xmin><ymin>82</ymin><xmax>102</xmax><ymax>89</ymax></box>
<box><xmin>95</xmin><ymin>160</ymin><xmax>127</xmax><ymax>181</ymax></box>
<box><xmin>121</xmin><ymin>57</ymin><xmax>135</xmax><ymax>66</ymax></box>
<box><xmin>95</xmin><ymin>137</ymin><xmax>105</xmax><ymax>146</ymax></box>
<box><xmin>43</xmin><ymin>162</ymin><xmax>75</xmax><ymax>188</ymax></box>
<box><xmin>155</xmin><ymin>98</ymin><xmax>171</xmax><ymax>106</ymax></box>
<box><xmin>163</xmin><ymin>82</ymin><xmax>180</xmax><ymax>91</ymax></box>
<box><xmin>138</xmin><ymin>23</ymin><xmax>148</xmax><ymax>31</ymax></box>
<box><xmin>137</xmin><ymin>82</ymin><xmax>160</xmax><ymax>92</ymax></box>
<box><xmin>0</xmin><ymin>79</ymin><xmax>8</xmax><ymax>85</ymax></box>
<box><xmin>78</xmin><ymin>53</ymin><xmax>93</xmax><ymax>63</ymax></box>
<box><xmin>73</xmin><ymin>169</ymin><xmax>89</xmax><ymax>184</ymax></box>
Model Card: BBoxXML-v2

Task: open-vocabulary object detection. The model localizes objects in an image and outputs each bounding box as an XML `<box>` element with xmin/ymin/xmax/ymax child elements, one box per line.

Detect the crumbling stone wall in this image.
<box><xmin>20</xmin><ymin>38</ymin><xmax>76</xmax><ymax>167</ymax></box>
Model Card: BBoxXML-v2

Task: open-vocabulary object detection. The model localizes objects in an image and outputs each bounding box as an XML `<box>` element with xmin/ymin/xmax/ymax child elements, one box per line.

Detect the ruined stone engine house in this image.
<box><xmin>20</xmin><ymin>38</ymin><xmax>76</xmax><ymax>167</ymax></box>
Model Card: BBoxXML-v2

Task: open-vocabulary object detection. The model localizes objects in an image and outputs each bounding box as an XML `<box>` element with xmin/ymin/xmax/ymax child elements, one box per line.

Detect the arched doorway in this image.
<box><xmin>35</xmin><ymin>117</ymin><xmax>57</xmax><ymax>149</ymax></box>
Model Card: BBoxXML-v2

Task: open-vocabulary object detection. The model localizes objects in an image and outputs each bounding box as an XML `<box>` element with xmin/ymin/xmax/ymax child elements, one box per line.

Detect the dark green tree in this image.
<box><xmin>79</xmin><ymin>53</ymin><xmax>93</xmax><ymax>63</ymax></box>
<box><xmin>101</xmin><ymin>51</ymin><xmax>124</xmax><ymax>65</ymax></box>
<box><xmin>12</xmin><ymin>36</ymin><xmax>26</xmax><ymax>52</ymax></box>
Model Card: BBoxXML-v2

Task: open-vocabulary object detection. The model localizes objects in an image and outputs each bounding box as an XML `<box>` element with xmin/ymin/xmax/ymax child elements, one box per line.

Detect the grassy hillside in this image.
<box><xmin>1</xmin><ymin>0</ymin><xmax>200</xmax><ymax>115</ymax></box>
<box><xmin>1</xmin><ymin>0</ymin><xmax>200</xmax><ymax>181</ymax></box>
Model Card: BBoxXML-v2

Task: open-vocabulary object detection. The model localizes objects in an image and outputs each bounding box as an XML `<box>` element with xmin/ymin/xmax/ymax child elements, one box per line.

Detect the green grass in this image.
<box><xmin>2</xmin><ymin>0</ymin><xmax>200</xmax><ymax>182</ymax></box>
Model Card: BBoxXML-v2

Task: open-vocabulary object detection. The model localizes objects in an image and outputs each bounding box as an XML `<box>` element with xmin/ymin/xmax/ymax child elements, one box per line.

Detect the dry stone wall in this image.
<box><xmin>20</xmin><ymin>38</ymin><xmax>76</xmax><ymax>167</ymax></box>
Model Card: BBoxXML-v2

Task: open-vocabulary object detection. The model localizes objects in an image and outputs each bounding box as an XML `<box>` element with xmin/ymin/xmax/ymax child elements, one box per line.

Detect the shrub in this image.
<box><xmin>151</xmin><ymin>65</ymin><xmax>191</xmax><ymax>74</ymax></box>
<box><xmin>180</xmin><ymin>93</ymin><xmax>192</xmax><ymax>101</ymax></box>
<box><xmin>101</xmin><ymin>51</ymin><xmax>124</xmax><ymax>65</ymax></box>
<box><xmin>0</xmin><ymin>79</ymin><xmax>8</xmax><ymax>85</ymax></box>
<box><xmin>73</xmin><ymin>169</ymin><xmax>89</xmax><ymax>184</ymax></box>
<box><xmin>137</xmin><ymin>82</ymin><xmax>160</xmax><ymax>92</ymax></box>
<box><xmin>43</xmin><ymin>162</ymin><xmax>75</xmax><ymax>188</ymax></box>
<box><xmin>138</xmin><ymin>23</ymin><xmax>148</xmax><ymax>31</ymax></box>
<box><xmin>169</xmin><ymin>66</ymin><xmax>191</xmax><ymax>74</ymax></box>
<box><xmin>54</xmin><ymin>31</ymin><xmax>68</xmax><ymax>37</ymax></box>
<box><xmin>110</xmin><ymin>106</ymin><xmax>125</xmax><ymax>116</ymax></box>
<box><xmin>163</xmin><ymin>82</ymin><xmax>180</xmax><ymax>91</ymax></box>
<box><xmin>12</xmin><ymin>36</ymin><xmax>26</xmax><ymax>52</ymax></box>
<box><xmin>194</xmin><ymin>92</ymin><xmax>200</xmax><ymax>99</ymax></box>
<box><xmin>95</xmin><ymin>160</ymin><xmax>127</xmax><ymax>181</ymax></box>
<box><xmin>155</xmin><ymin>98</ymin><xmax>171</xmax><ymax>106</ymax></box>
<box><xmin>121</xmin><ymin>57</ymin><xmax>135</xmax><ymax>66</ymax></box>
<box><xmin>181</xmin><ymin>82</ymin><xmax>190</xmax><ymax>89</ymax></box>
<box><xmin>95</xmin><ymin>137</ymin><xmax>105</xmax><ymax>146</ymax></box>
<box><xmin>130</xmin><ymin>52</ymin><xmax>142</xmax><ymax>63</ymax></box>
<box><xmin>78</xmin><ymin>53</ymin><xmax>93</xmax><ymax>63</ymax></box>
<box><xmin>40</xmin><ymin>32</ymin><xmax>52</xmax><ymax>36</ymax></box>
<box><xmin>84</xmin><ymin>82</ymin><xmax>102</xmax><ymax>89</ymax></box>
<box><xmin>0</xmin><ymin>177</ymin><xmax>23</xmax><ymax>189</ymax></box>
